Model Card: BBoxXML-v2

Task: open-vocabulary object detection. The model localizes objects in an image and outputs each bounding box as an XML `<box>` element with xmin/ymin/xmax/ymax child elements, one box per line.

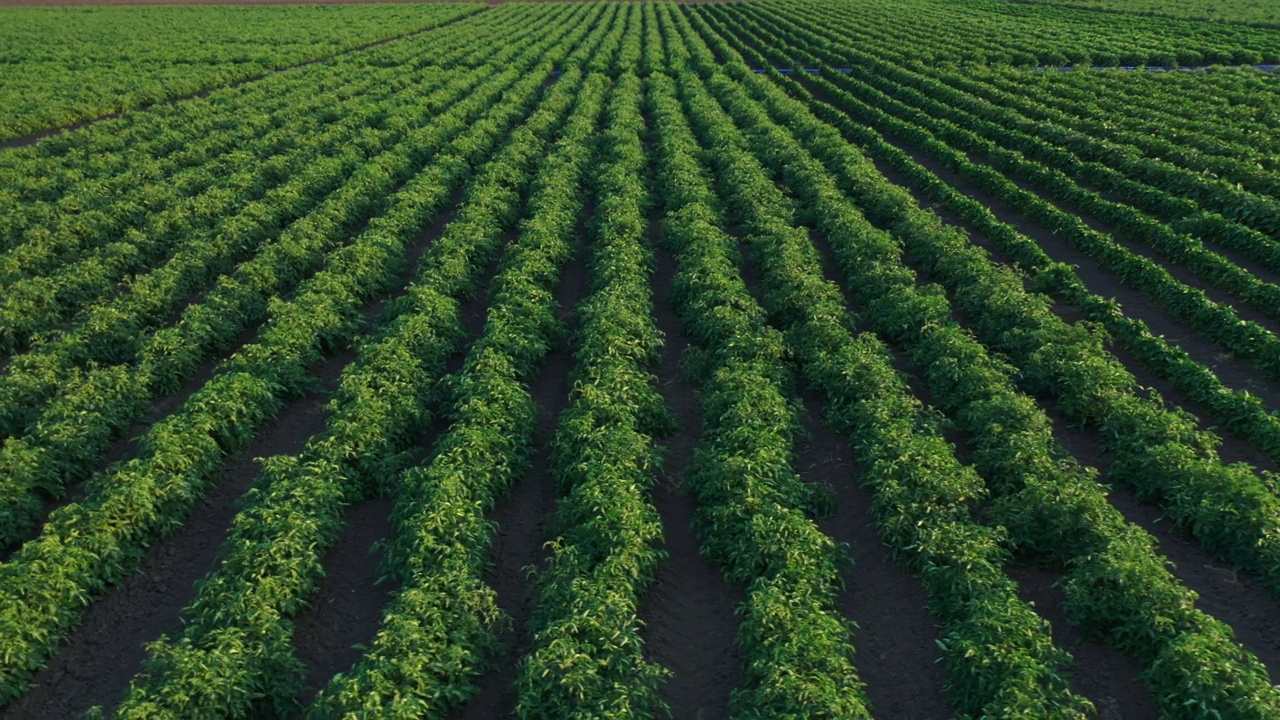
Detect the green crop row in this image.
<box><xmin>709</xmin><ymin>0</ymin><xmax>1280</xmax><ymax>599</ymax></box>
<box><xmin>310</xmin><ymin>60</ymin><xmax>611</xmax><ymax>720</ymax></box>
<box><xmin>686</xmin><ymin>15</ymin><xmax>1280</xmax><ymax>716</ymax></box>
<box><xmin>0</xmin><ymin>3</ymin><xmax>485</xmax><ymax>141</ymax></box>
<box><xmin>0</xmin><ymin>38</ymin><xmax>575</xmax><ymax>705</ymax></box>
<box><xmin>668</xmin><ymin>12</ymin><xmax>1102</xmax><ymax>714</ymax></box>
<box><xmin>0</xmin><ymin>8</ymin><xmax>602</xmax><ymax>551</ymax></box>
<box><xmin>513</xmin><ymin>71</ymin><xmax>672</xmax><ymax>718</ymax></box>
<box><xmin>115</xmin><ymin>56</ymin><xmax>601</xmax><ymax>719</ymax></box>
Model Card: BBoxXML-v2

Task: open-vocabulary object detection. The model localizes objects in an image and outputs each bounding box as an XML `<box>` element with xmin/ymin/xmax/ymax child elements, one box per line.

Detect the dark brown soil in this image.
<box><xmin>784</xmin><ymin>75</ymin><xmax>1280</xmax><ymax>710</ymax></box>
<box><xmin>6</xmin><ymin>20</ymin><xmax>1280</xmax><ymax>718</ymax></box>
<box><xmin>987</xmin><ymin>154</ymin><xmax>1280</xmax><ymax>341</ymax></box>
<box><xmin>451</xmin><ymin>222</ymin><xmax>590</xmax><ymax>719</ymax></box>
<box><xmin>291</xmin><ymin>494</ymin><xmax>394</xmax><ymax>705</ymax></box>
<box><xmin>873</xmin><ymin>152</ymin><xmax>1279</xmax><ymax>473</ymax></box>
<box><xmin>792</xmin><ymin>231</ymin><xmax>971</xmax><ymax>719</ymax></box>
<box><xmin>1042</xmin><ymin>408</ymin><xmax>1280</xmax><ymax>678</ymax></box>
<box><xmin>1006</xmin><ymin>564</ymin><xmax>1154</xmax><ymax>720</ymax></box>
<box><xmin>640</xmin><ymin>230</ymin><xmax>745</xmax><ymax>719</ymax></box>
<box><xmin>292</xmin><ymin>199</ymin><xmax>492</xmax><ymax>708</ymax></box>
<box><xmin>794</xmin><ymin>390</ymin><xmax>953</xmax><ymax>720</ymax></box>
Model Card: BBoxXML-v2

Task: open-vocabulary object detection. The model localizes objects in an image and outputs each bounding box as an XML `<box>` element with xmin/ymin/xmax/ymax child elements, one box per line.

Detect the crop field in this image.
<box><xmin>1018</xmin><ymin>0</ymin><xmax>1280</xmax><ymax>28</ymax></box>
<box><xmin>0</xmin><ymin>0</ymin><xmax>1279</xmax><ymax>718</ymax></box>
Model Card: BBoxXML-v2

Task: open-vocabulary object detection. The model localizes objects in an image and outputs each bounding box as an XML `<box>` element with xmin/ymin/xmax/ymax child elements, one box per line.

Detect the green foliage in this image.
<box><xmin>0</xmin><ymin>4</ymin><xmax>485</xmax><ymax>141</ymax></box>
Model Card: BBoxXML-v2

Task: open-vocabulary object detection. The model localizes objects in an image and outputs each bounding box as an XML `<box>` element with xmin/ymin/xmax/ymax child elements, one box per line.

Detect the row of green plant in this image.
<box><xmin>584</xmin><ymin>2</ymin><xmax>626</xmax><ymax>75</ymax></box>
<box><xmin>760</xmin><ymin>0</ymin><xmax>1280</xmax><ymax>67</ymax></box>
<box><xmin>0</xmin><ymin>8</ymin><xmax>571</xmax><ymax>353</ymax></box>
<box><xmin>944</xmin><ymin>67</ymin><xmax>1280</xmax><ymax>203</ymax></box>
<box><xmin>0</xmin><ymin>116</ymin><xmax>359</xmax><ymax>349</ymax></box>
<box><xmin>903</xmin><ymin>69</ymin><xmax>1280</xmax><ymax>278</ymax></box>
<box><xmin>731</xmin><ymin>3</ymin><xmax>1280</xmax><ymax>382</ymax></box>
<box><xmin>0</xmin><ymin>62</ymin><xmax>367</xmax><ymax>250</ymax></box>
<box><xmin>662</xmin><ymin>16</ymin><xmax>1098</xmax><ymax>714</ymax></box>
<box><xmin>0</xmin><ymin>58</ymin><xmax>544</xmax><ymax>551</ymax></box>
<box><xmin>0</xmin><ymin>71</ymin><xmax>457</xmax><ymax>422</ymax></box>
<box><xmin>113</xmin><ymin>60</ymin><xmax>602</xmax><ymax>720</ymax></box>
<box><xmin>512</xmin><ymin>71</ymin><xmax>671</xmax><ymax>718</ymax></box>
<box><xmin>706</xmin><ymin>1</ymin><xmax>1280</xmax><ymax>597</ymax></box>
<box><xmin>1018</xmin><ymin>0</ymin><xmax>1280</xmax><ymax>30</ymax></box>
<box><xmin>803</xmin><ymin>65</ymin><xmax>1280</xmax><ymax>571</ymax></box>
<box><xmin>780</xmin><ymin>24</ymin><xmax>1280</xmax><ymax>289</ymax></box>
<box><xmin>649</xmin><ymin>60</ymin><xmax>872</xmax><ymax>717</ymax></box>
<box><xmin>0</xmin><ymin>46</ymin><xmax>571</xmax><ymax>705</ymax></box>
<box><xmin>683</xmin><ymin>18</ymin><xmax>1280</xmax><ymax>716</ymax></box>
<box><xmin>0</xmin><ymin>0</ymin><xmax>543</xmax><ymax>219</ymax></box>
<box><xmin>0</xmin><ymin>1</ymin><xmax>609</xmax><ymax>554</ymax></box>
<box><xmin>979</xmin><ymin>68</ymin><xmax>1280</xmax><ymax>162</ymax></box>
<box><xmin>712</xmin><ymin>8</ymin><xmax>1280</xmax><ymax>470</ymax></box>
<box><xmin>0</xmin><ymin>3</ymin><xmax>485</xmax><ymax>141</ymax></box>
<box><xmin>639</xmin><ymin>3</ymin><xmax>665</xmax><ymax>78</ymax></box>
<box><xmin>309</xmin><ymin>71</ymin><xmax>612</xmax><ymax>720</ymax></box>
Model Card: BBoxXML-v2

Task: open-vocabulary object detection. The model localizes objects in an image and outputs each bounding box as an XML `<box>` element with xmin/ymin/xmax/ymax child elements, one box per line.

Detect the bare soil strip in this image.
<box><xmin>451</xmin><ymin>224</ymin><xmax>590</xmax><ymax>718</ymax></box>
<box><xmin>1006</xmin><ymin>564</ymin><xmax>1155</xmax><ymax>720</ymax></box>
<box><xmin>640</xmin><ymin>238</ymin><xmax>745</xmax><ymax>719</ymax></box>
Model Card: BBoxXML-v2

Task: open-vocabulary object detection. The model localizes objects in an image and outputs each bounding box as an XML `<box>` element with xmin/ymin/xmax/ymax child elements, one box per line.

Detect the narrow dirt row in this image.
<box><xmin>746</xmin><ymin>222</ymin><xmax>959</xmax><ymax>715</ymax></box>
<box><xmin>640</xmin><ymin>217</ymin><xmax>744</xmax><ymax>719</ymax></box>
<box><xmin>451</xmin><ymin>222</ymin><xmax>593</xmax><ymax>719</ymax></box>
<box><xmin>292</xmin><ymin>221</ymin><xmax>498</xmax><ymax>706</ymax></box>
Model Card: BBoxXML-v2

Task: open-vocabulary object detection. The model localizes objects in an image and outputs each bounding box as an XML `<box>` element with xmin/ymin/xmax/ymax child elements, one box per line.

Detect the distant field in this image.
<box><xmin>1</xmin><ymin>2</ymin><xmax>1279</xmax><ymax>719</ymax></box>
<box><xmin>0</xmin><ymin>4</ymin><xmax>483</xmax><ymax>140</ymax></box>
<box><xmin>1018</xmin><ymin>0</ymin><xmax>1280</xmax><ymax>27</ymax></box>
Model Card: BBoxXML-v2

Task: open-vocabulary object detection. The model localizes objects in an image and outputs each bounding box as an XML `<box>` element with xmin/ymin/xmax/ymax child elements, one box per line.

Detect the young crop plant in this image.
<box><xmin>0</xmin><ymin>43</ymin><xmax>579</xmax><ymax>705</ymax></box>
<box><xmin>649</xmin><ymin>67</ymin><xmax>872</xmax><ymax>719</ymax></box>
<box><xmin>110</xmin><ymin>60</ymin><xmax>600</xmax><ymax>720</ymax></box>
<box><xmin>681</xmin><ymin>20</ymin><xmax>1280</xmax><ymax>714</ymax></box>
<box><xmin>0</xmin><ymin>15</ymin><xmax>586</xmax><ymax>552</ymax></box>
<box><xmin>309</xmin><ymin>68</ymin><xmax>611</xmax><ymax>720</ymax></box>
<box><xmin>658</xmin><ymin>23</ymin><xmax>1093</xmax><ymax>714</ymax></box>
<box><xmin>3</xmin><ymin>3</ymin><xmax>1280</xmax><ymax>718</ymax></box>
<box><xmin>513</xmin><ymin>71</ymin><xmax>672</xmax><ymax>719</ymax></box>
<box><xmin>702</xmin><ymin>3</ymin><xmax>1280</xmax><ymax>599</ymax></box>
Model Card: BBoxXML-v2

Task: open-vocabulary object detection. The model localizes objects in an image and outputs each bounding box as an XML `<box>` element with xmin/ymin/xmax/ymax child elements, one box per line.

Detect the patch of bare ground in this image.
<box><xmin>451</xmin><ymin>225</ymin><xmax>589</xmax><ymax>718</ymax></box>
<box><xmin>0</xmin><ymin>346</ymin><xmax>355</xmax><ymax>720</ymax></box>
<box><xmin>1006</xmin><ymin>564</ymin><xmax>1154</xmax><ymax>720</ymax></box>
<box><xmin>795</xmin><ymin>388</ymin><xmax>953</xmax><ymax>720</ymax></box>
<box><xmin>291</xmin><ymin>493</ymin><xmax>394</xmax><ymax>704</ymax></box>
<box><xmin>640</xmin><ymin>225</ymin><xmax>744</xmax><ymax>720</ymax></box>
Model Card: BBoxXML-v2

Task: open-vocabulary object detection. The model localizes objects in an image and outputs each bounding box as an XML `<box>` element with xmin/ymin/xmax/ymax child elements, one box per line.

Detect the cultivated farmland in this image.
<box><xmin>0</xmin><ymin>1</ymin><xmax>1278</xmax><ymax>718</ymax></box>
